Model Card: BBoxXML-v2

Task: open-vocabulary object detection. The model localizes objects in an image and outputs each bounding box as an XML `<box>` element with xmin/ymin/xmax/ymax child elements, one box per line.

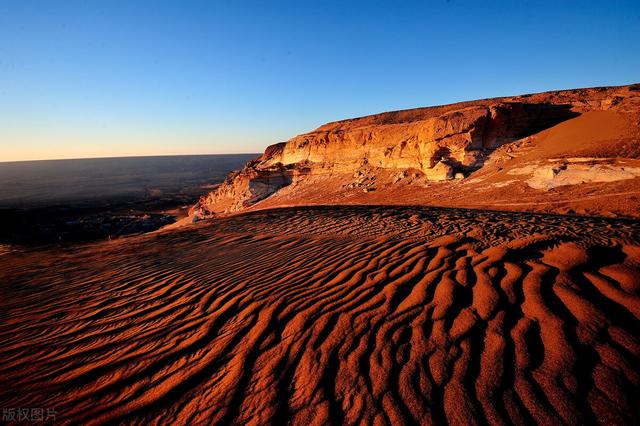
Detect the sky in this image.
<box><xmin>1</xmin><ymin>0</ymin><xmax>639</xmax><ymax>162</ymax></box>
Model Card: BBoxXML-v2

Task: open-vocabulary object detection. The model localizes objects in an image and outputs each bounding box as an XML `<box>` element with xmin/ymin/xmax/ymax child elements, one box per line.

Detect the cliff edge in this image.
<box><xmin>193</xmin><ymin>84</ymin><xmax>640</xmax><ymax>218</ymax></box>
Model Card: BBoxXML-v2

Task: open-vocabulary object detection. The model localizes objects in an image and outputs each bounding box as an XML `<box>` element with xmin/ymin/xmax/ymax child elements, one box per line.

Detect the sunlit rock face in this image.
<box><xmin>258</xmin><ymin>102</ymin><xmax>580</xmax><ymax>174</ymax></box>
<box><xmin>191</xmin><ymin>165</ymin><xmax>300</xmax><ymax>215</ymax></box>
<box><xmin>193</xmin><ymin>84</ymin><xmax>639</xmax><ymax>214</ymax></box>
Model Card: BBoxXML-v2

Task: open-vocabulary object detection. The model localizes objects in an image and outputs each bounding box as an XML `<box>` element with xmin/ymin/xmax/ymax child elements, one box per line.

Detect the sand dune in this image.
<box><xmin>1</xmin><ymin>206</ymin><xmax>638</xmax><ymax>424</ymax></box>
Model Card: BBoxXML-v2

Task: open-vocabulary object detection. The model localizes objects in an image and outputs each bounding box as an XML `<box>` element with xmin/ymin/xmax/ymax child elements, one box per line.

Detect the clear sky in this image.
<box><xmin>1</xmin><ymin>0</ymin><xmax>639</xmax><ymax>162</ymax></box>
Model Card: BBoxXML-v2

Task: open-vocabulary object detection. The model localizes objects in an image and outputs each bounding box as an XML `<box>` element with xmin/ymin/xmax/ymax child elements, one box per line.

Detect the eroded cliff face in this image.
<box><xmin>191</xmin><ymin>164</ymin><xmax>305</xmax><ymax>214</ymax></box>
<box><xmin>261</xmin><ymin>103</ymin><xmax>577</xmax><ymax>173</ymax></box>
<box><xmin>193</xmin><ymin>84</ymin><xmax>640</xmax><ymax>216</ymax></box>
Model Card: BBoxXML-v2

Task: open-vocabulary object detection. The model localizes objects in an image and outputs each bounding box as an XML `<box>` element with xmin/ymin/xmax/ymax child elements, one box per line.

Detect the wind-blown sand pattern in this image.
<box><xmin>1</xmin><ymin>206</ymin><xmax>639</xmax><ymax>425</ymax></box>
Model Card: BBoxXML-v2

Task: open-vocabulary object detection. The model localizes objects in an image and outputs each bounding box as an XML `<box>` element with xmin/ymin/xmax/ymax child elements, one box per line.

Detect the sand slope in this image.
<box><xmin>1</xmin><ymin>206</ymin><xmax>639</xmax><ymax>425</ymax></box>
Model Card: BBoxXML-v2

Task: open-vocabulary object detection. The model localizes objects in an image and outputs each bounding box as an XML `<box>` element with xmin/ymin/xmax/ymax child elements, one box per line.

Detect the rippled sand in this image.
<box><xmin>1</xmin><ymin>206</ymin><xmax>639</xmax><ymax>425</ymax></box>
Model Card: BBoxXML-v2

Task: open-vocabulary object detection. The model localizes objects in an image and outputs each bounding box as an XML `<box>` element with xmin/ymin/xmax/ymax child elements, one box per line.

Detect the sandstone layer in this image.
<box><xmin>193</xmin><ymin>84</ymin><xmax>640</xmax><ymax>217</ymax></box>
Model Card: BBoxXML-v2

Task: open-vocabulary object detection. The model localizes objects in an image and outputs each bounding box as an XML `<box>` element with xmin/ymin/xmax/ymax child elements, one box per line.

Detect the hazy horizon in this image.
<box><xmin>0</xmin><ymin>151</ymin><xmax>262</xmax><ymax>164</ymax></box>
<box><xmin>0</xmin><ymin>153</ymin><xmax>257</xmax><ymax>208</ymax></box>
<box><xmin>2</xmin><ymin>0</ymin><xmax>639</xmax><ymax>162</ymax></box>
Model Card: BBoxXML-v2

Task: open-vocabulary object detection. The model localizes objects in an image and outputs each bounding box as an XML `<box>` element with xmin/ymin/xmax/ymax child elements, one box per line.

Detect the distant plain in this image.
<box><xmin>0</xmin><ymin>154</ymin><xmax>257</xmax><ymax>209</ymax></box>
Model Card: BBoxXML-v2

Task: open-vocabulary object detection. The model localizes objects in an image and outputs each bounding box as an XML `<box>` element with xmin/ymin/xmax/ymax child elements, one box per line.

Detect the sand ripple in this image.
<box><xmin>0</xmin><ymin>206</ymin><xmax>638</xmax><ymax>425</ymax></box>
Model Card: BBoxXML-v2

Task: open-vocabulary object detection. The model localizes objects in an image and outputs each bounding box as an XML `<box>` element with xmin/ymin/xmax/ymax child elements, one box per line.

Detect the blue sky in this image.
<box><xmin>1</xmin><ymin>0</ymin><xmax>639</xmax><ymax>161</ymax></box>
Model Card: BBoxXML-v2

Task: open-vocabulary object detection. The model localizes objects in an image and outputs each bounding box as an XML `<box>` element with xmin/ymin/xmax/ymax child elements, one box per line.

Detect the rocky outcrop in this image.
<box><xmin>507</xmin><ymin>159</ymin><xmax>640</xmax><ymax>190</ymax></box>
<box><xmin>262</xmin><ymin>102</ymin><xmax>580</xmax><ymax>174</ymax></box>
<box><xmin>193</xmin><ymin>84</ymin><xmax>640</xmax><ymax>215</ymax></box>
<box><xmin>191</xmin><ymin>163</ymin><xmax>308</xmax><ymax>215</ymax></box>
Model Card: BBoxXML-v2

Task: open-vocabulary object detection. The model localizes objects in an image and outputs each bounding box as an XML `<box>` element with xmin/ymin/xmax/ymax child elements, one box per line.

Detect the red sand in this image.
<box><xmin>1</xmin><ymin>206</ymin><xmax>638</xmax><ymax>425</ymax></box>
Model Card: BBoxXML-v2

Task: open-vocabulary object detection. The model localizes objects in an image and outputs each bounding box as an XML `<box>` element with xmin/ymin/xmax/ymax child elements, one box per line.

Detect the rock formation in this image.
<box><xmin>193</xmin><ymin>84</ymin><xmax>640</xmax><ymax>216</ymax></box>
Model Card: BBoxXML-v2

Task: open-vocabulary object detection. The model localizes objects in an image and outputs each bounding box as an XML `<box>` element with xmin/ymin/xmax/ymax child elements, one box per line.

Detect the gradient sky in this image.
<box><xmin>1</xmin><ymin>0</ymin><xmax>639</xmax><ymax>162</ymax></box>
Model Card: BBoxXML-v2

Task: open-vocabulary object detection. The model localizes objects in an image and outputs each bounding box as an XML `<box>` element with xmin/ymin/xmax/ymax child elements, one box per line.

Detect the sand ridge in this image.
<box><xmin>1</xmin><ymin>206</ymin><xmax>638</xmax><ymax>425</ymax></box>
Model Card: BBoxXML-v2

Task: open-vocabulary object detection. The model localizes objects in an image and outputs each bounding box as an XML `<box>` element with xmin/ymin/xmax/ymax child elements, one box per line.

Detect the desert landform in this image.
<box><xmin>1</xmin><ymin>84</ymin><xmax>639</xmax><ymax>425</ymax></box>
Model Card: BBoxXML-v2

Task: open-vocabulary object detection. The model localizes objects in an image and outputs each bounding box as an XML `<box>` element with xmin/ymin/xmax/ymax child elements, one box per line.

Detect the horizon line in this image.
<box><xmin>0</xmin><ymin>152</ymin><xmax>263</xmax><ymax>165</ymax></box>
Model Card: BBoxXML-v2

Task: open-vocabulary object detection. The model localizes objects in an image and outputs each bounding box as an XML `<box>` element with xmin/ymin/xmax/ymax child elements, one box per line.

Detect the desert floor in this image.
<box><xmin>1</xmin><ymin>206</ymin><xmax>639</xmax><ymax>425</ymax></box>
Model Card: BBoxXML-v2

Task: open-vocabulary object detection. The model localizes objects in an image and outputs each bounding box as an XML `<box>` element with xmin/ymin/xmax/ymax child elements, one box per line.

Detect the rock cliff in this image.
<box><xmin>193</xmin><ymin>84</ymin><xmax>640</xmax><ymax>217</ymax></box>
